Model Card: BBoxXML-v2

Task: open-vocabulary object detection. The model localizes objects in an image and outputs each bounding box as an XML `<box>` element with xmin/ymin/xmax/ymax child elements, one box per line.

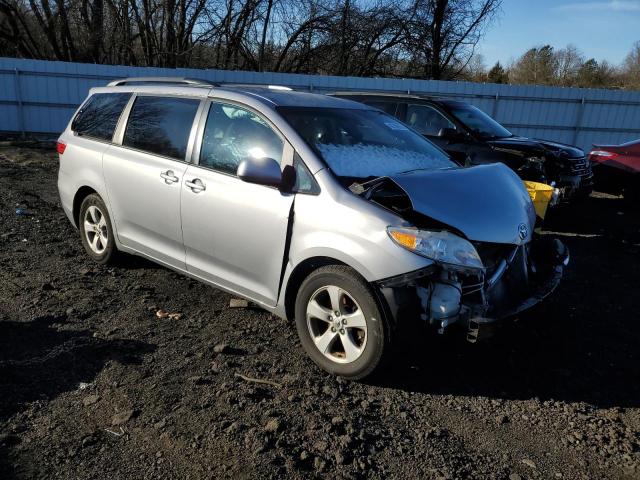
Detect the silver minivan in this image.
<box><xmin>57</xmin><ymin>78</ymin><xmax>568</xmax><ymax>379</ymax></box>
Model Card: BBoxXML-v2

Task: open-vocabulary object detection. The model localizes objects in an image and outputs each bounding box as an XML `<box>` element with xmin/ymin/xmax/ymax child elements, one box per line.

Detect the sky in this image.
<box><xmin>478</xmin><ymin>0</ymin><xmax>640</xmax><ymax>67</ymax></box>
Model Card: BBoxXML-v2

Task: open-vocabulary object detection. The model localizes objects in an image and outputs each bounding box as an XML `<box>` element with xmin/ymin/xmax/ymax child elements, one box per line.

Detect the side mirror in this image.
<box><xmin>237</xmin><ymin>156</ymin><xmax>282</xmax><ymax>188</ymax></box>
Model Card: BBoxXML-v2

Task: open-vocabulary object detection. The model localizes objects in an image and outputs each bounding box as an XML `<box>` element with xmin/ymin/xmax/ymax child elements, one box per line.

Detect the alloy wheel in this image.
<box><xmin>83</xmin><ymin>205</ymin><xmax>108</xmax><ymax>254</ymax></box>
<box><xmin>306</xmin><ymin>285</ymin><xmax>368</xmax><ymax>364</ymax></box>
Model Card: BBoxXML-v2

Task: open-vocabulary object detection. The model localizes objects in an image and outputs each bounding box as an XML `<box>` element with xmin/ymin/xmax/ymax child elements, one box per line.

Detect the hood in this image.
<box><xmin>488</xmin><ymin>136</ymin><xmax>584</xmax><ymax>159</ymax></box>
<box><xmin>388</xmin><ymin>163</ymin><xmax>536</xmax><ymax>245</ymax></box>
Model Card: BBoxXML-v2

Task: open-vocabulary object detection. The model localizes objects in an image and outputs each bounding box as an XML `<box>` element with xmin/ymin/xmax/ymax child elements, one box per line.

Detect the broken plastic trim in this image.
<box><xmin>376</xmin><ymin>265</ymin><xmax>436</xmax><ymax>289</ymax></box>
<box><xmin>486</xmin><ymin>246</ymin><xmax>519</xmax><ymax>289</ymax></box>
<box><xmin>467</xmin><ymin>265</ymin><xmax>564</xmax><ymax>343</ymax></box>
<box><xmin>375</xmin><ymin>238</ymin><xmax>567</xmax><ymax>342</ymax></box>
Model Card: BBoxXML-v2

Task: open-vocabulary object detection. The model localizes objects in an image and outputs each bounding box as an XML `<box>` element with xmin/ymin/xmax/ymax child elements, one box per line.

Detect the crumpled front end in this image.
<box><xmin>488</xmin><ymin>136</ymin><xmax>593</xmax><ymax>201</ymax></box>
<box><xmin>376</xmin><ymin>235</ymin><xmax>568</xmax><ymax>342</ymax></box>
<box><xmin>363</xmin><ymin>164</ymin><xmax>569</xmax><ymax>342</ymax></box>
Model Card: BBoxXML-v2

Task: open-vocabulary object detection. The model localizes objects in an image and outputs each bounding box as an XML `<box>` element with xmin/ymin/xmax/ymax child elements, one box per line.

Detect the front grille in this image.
<box><xmin>457</xmin><ymin>242</ymin><xmax>518</xmax><ymax>302</ymax></box>
<box><xmin>563</xmin><ymin>156</ymin><xmax>592</xmax><ymax>177</ymax></box>
<box><xmin>485</xmin><ymin>244</ymin><xmax>531</xmax><ymax>316</ymax></box>
<box><xmin>473</xmin><ymin>242</ymin><xmax>516</xmax><ymax>274</ymax></box>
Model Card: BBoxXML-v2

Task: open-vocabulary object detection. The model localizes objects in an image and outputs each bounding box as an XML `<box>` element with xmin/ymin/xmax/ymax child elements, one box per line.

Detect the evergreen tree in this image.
<box><xmin>487</xmin><ymin>62</ymin><xmax>507</xmax><ymax>83</ymax></box>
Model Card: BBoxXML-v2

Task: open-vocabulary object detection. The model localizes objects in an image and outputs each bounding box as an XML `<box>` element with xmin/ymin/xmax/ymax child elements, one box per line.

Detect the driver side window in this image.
<box><xmin>406</xmin><ymin>104</ymin><xmax>456</xmax><ymax>137</ymax></box>
<box><xmin>199</xmin><ymin>102</ymin><xmax>284</xmax><ymax>175</ymax></box>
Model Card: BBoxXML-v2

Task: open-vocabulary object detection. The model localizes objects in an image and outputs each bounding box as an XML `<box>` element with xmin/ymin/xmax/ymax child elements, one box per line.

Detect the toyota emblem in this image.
<box><xmin>518</xmin><ymin>223</ymin><xmax>528</xmax><ymax>240</ymax></box>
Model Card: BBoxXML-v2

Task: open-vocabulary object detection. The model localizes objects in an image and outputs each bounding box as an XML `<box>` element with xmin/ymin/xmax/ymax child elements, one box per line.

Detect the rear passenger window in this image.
<box><xmin>72</xmin><ymin>93</ymin><xmax>131</xmax><ymax>141</ymax></box>
<box><xmin>199</xmin><ymin>103</ymin><xmax>283</xmax><ymax>175</ymax></box>
<box><xmin>123</xmin><ymin>96</ymin><xmax>200</xmax><ymax>160</ymax></box>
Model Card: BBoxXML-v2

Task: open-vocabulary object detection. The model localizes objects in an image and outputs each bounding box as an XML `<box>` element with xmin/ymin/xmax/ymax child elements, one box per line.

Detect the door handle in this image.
<box><xmin>185</xmin><ymin>178</ymin><xmax>206</xmax><ymax>193</ymax></box>
<box><xmin>160</xmin><ymin>170</ymin><xmax>179</xmax><ymax>184</ymax></box>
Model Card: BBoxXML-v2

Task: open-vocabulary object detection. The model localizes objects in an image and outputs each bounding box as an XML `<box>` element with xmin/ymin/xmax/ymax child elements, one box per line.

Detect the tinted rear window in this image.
<box><xmin>123</xmin><ymin>96</ymin><xmax>200</xmax><ymax>160</ymax></box>
<box><xmin>71</xmin><ymin>93</ymin><xmax>131</xmax><ymax>141</ymax></box>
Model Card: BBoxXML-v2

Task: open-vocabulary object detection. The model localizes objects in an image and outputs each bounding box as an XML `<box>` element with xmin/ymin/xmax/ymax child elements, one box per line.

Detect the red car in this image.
<box><xmin>589</xmin><ymin>139</ymin><xmax>640</xmax><ymax>203</ymax></box>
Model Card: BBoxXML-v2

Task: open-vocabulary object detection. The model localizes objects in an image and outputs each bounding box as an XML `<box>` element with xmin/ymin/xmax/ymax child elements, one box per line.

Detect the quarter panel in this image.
<box><xmin>57</xmin><ymin>131</ymin><xmax>112</xmax><ymax>226</ymax></box>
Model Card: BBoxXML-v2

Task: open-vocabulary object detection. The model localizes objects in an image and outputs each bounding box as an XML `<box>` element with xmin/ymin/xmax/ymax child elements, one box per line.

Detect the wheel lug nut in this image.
<box><xmin>342</xmin><ymin>319</ymin><xmax>347</xmax><ymax>325</ymax></box>
<box><xmin>339</xmin><ymin>329</ymin><xmax>345</xmax><ymax>335</ymax></box>
<box><xmin>335</xmin><ymin>311</ymin><xmax>341</xmax><ymax>317</ymax></box>
<box><xmin>331</xmin><ymin>327</ymin><xmax>336</xmax><ymax>332</ymax></box>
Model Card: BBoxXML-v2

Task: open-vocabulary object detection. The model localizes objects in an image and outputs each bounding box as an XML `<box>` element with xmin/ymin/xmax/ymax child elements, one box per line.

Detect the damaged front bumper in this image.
<box><xmin>376</xmin><ymin>237</ymin><xmax>568</xmax><ymax>342</ymax></box>
<box><xmin>465</xmin><ymin>263</ymin><xmax>563</xmax><ymax>342</ymax></box>
<box><xmin>556</xmin><ymin>173</ymin><xmax>594</xmax><ymax>201</ymax></box>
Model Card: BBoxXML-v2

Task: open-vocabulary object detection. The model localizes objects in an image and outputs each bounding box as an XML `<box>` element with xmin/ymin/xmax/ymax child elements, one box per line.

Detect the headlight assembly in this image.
<box><xmin>387</xmin><ymin>227</ymin><xmax>484</xmax><ymax>270</ymax></box>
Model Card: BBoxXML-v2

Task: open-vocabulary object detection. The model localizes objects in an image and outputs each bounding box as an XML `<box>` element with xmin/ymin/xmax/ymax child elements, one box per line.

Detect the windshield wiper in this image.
<box><xmin>348</xmin><ymin>176</ymin><xmax>385</xmax><ymax>196</ymax></box>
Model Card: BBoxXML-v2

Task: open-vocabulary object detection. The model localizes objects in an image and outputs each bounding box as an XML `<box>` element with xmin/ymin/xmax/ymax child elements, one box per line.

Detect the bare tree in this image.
<box><xmin>402</xmin><ymin>0</ymin><xmax>501</xmax><ymax>80</ymax></box>
<box><xmin>0</xmin><ymin>0</ymin><xmax>47</xmax><ymax>57</ymax></box>
<box><xmin>554</xmin><ymin>44</ymin><xmax>583</xmax><ymax>86</ymax></box>
<box><xmin>460</xmin><ymin>51</ymin><xmax>486</xmax><ymax>81</ymax></box>
<box><xmin>509</xmin><ymin>45</ymin><xmax>557</xmax><ymax>85</ymax></box>
<box><xmin>622</xmin><ymin>40</ymin><xmax>640</xmax><ymax>90</ymax></box>
<box><xmin>576</xmin><ymin>58</ymin><xmax>617</xmax><ymax>88</ymax></box>
<box><xmin>8</xmin><ymin>0</ymin><xmax>634</xmax><ymax>91</ymax></box>
<box><xmin>2</xmin><ymin>0</ymin><xmax>636</xmax><ymax>91</ymax></box>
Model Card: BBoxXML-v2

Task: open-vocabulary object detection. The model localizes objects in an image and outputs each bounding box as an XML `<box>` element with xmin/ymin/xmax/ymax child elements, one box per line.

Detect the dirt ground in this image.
<box><xmin>0</xmin><ymin>145</ymin><xmax>638</xmax><ymax>480</ymax></box>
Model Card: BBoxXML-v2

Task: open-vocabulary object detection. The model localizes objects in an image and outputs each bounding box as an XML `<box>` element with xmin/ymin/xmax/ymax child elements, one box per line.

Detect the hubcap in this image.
<box><xmin>306</xmin><ymin>285</ymin><xmax>368</xmax><ymax>364</ymax></box>
<box><xmin>83</xmin><ymin>205</ymin><xmax>108</xmax><ymax>254</ymax></box>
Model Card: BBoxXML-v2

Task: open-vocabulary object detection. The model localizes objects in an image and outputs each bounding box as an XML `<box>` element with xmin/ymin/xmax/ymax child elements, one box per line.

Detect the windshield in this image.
<box><xmin>278</xmin><ymin>107</ymin><xmax>456</xmax><ymax>179</ymax></box>
<box><xmin>449</xmin><ymin>104</ymin><xmax>512</xmax><ymax>139</ymax></box>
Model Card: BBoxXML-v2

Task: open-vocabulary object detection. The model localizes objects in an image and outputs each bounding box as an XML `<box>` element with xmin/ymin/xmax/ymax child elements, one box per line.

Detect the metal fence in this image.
<box><xmin>2</xmin><ymin>57</ymin><xmax>640</xmax><ymax>152</ymax></box>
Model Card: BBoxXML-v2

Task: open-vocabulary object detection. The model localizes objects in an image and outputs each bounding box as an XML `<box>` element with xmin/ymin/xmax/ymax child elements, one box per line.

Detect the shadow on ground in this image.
<box><xmin>377</xmin><ymin>305</ymin><xmax>640</xmax><ymax>409</ymax></box>
<box><xmin>0</xmin><ymin>314</ymin><xmax>155</xmax><ymax>477</ymax></box>
<box><xmin>376</xmin><ymin>195</ymin><xmax>640</xmax><ymax>409</ymax></box>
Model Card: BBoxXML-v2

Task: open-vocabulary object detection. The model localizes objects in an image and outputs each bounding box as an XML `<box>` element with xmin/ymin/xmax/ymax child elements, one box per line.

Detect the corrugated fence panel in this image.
<box><xmin>1</xmin><ymin>57</ymin><xmax>640</xmax><ymax>153</ymax></box>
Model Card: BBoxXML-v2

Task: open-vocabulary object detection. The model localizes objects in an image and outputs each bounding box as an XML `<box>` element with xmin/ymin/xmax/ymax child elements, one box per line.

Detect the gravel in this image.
<box><xmin>0</xmin><ymin>146</ymin><xmax>639</xmax><ymax>479</ymax></box>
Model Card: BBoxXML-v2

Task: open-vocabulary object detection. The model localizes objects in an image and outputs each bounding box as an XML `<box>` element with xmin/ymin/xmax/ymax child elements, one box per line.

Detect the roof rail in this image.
<box><xmin>107</xmin><ymin>77</ymin><xmax>218</xmax><ymax>87</ymax></box>
<box><xmin>265</xmin><ymin>85</ymin><xmax>293</xmax><ymax>91</ymax></box>
<box><xmin>222</xmin><ymin>83</ymin><xmax>293</xmax><ymax>91</ymax></box>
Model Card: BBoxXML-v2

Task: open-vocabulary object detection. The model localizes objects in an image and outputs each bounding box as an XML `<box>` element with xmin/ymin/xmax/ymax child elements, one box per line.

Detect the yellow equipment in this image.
<box><xmin>524</xmin><ymin>181</ymin><xmax>556</xmax><ymax>219</ymax></box>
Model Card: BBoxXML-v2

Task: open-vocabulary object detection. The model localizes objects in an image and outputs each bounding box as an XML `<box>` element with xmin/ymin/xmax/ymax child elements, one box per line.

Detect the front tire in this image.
<box><xmin>78</xmin><ymin>194</ymin><xmax>118</xmax><ymax>264</ymax></box>
<box><xmin>294</xmin><ymin>265</ymin><xmax>388</xmax><ymax>380</ymax></box>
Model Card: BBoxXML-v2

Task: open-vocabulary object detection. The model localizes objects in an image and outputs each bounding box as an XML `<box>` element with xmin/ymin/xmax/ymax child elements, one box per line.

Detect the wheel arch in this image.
<box><xmin>72</xmin><ymin>186</ymin><xmax>98</xmax><ymax>227</ymax></box>
<box><xmin>283</xmin><ymin>256</ymin><xmax>393</xmax><ymax>332</ymax></box>
<box><xmin>284</xmin><ymin>256</ymin><xmax>347</xmax><ymax>322</ymax></box>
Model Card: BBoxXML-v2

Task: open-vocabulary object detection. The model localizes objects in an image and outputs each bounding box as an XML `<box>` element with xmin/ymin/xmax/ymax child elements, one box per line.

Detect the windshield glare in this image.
<box><xmin>278</xmin><ymin>107</ymin><xmax>456</xmax><ymax>179</ymax></box>
<box><xmin>449</xmin><ymin>104</ymin><xmax>511</xmax><ymax>139</ymax></box>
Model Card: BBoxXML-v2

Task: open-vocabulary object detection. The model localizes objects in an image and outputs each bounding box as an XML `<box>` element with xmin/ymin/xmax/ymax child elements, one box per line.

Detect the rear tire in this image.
<box><xmin>78</xmin><ymin>194</ymin><xmax>118</xmax><ymax>264</ymax></box>
<box><xmin>294</xmin><ymin>265</ymin><xmax>388</xmax><ymax>380</ymax></box>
